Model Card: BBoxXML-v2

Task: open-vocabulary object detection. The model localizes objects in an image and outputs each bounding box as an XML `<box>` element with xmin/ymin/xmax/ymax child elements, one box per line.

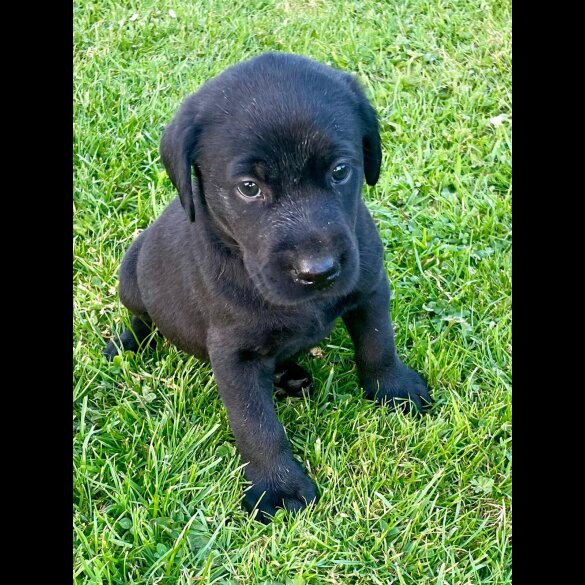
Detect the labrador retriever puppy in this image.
<box><xmin>105</xmin><ymin>52</ymin><xmax>432</xmax><ymax>522</ymax></box>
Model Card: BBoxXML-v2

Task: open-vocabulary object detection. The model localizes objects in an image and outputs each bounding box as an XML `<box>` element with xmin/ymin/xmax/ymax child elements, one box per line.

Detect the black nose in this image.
<box><xmin>295</xmin><ymin>256</ymin><xmax>340</xmax><ymax>289</ymax></box>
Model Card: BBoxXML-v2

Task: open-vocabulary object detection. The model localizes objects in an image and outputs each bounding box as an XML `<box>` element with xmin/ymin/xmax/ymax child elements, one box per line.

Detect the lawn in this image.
<box><xmin>73</xmin><ymin>0</ymin><xmax>512</xmax><ymax>583</ymax></box>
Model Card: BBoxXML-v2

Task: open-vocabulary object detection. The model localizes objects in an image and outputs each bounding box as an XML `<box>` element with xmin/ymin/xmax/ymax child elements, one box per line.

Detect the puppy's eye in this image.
<box><xmin>237</xmin><ymin>181</ymin><xmax>262</xmax><ymax>199</ymax></box>
<box><xmin>331</xmin><ymin>163</ymin><xmax>351</xmax><ymax>183</ymax></box>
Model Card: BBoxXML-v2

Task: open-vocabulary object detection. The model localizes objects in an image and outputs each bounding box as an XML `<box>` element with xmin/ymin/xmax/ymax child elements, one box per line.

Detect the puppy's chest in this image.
<box><xmin>252</xmin><ymin>299</ymin><xmax>354</xmax><ymax>361</ymax></box>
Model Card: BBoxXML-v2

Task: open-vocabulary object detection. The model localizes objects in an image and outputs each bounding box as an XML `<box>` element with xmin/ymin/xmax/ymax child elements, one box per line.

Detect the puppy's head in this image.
<box><xmin>161</xmin><ymin>53</ymin><xmax>381</xmax><ymax>305</ymax></box>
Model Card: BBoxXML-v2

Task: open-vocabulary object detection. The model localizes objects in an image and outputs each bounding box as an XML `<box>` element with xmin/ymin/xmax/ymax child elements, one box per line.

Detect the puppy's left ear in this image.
<box><xmin>343</xmin><ymin>75</ymin><xmax>382</xmax><ymax>186</ymax></box>
<box><xmin>160</xmin><ymin>96</ymin><xmax>202</xmax><ymax>222</ymax></box>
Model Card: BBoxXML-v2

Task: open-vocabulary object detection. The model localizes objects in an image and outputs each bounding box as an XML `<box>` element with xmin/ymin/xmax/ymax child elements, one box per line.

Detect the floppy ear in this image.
<box><xmin>343</xmin><ymin>75</ymin><xmax>382</xmax><ymax>186</ymax></box>
<box><xmin>160</xmin><ymin>98</ymin><xmax>202</xmax><ymax>222</ymax></box>
<box><xmin>359</xmin><ymin>98</ymin><xmax>382</xmax><ymax>186</ymax></box>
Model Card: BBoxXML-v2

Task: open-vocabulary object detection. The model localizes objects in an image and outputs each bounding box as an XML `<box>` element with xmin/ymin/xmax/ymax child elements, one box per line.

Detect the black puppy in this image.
<box><xmin>105</xmin><ymin>53</ymin><xmax>432</xmax><ymax>522</ymax></box>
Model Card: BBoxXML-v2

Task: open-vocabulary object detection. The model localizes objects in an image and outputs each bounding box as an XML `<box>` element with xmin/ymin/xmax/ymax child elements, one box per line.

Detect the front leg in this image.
<box><xmin>343</xmin><ymin>274</ymin><xmax>432</xmax><ymax>414</ymax></box>
<box><xmin>208</xmin><ymin>330</ymin><xmax>318</xmax><ymax>523</ymax></box>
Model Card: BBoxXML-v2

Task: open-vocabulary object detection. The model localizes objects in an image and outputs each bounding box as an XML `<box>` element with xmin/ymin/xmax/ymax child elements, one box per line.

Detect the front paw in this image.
<box><xmin>243</xmin><ymin>457</ymin><xmax>318</xmax><ymax>523</ymax></box>
<box><xmin>363</xmin><ymin>364</ymin><xmax>433</xmax><ymax>414</ymax></box>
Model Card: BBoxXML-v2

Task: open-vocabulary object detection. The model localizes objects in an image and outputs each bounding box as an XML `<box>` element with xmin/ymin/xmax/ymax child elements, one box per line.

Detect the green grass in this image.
<box><xmin>73</xmin><ymin>0</ymin><xmax>511</xmax><ymax>583</ymax></box>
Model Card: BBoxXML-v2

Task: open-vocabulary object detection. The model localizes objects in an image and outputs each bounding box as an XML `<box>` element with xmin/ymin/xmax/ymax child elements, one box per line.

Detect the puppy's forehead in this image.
<box><xmin>216</xmin><ymin>96</ymin><xmax>359</xmax><ymax>179</ymax></box>
<box><xmin>237</xmin><ymin>116</ymin><xmax>356</xmax><ymax>175</ymax></box>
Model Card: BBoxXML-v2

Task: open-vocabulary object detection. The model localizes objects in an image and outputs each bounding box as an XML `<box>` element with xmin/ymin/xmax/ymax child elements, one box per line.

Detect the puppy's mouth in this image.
<box><xmin>294</xmin><ymin>270</ymin><xmax>340</xmax><ymax>289</ymax></box>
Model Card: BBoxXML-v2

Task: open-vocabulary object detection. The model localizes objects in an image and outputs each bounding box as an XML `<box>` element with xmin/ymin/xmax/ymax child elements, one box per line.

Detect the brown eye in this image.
<box><xmin>237</xmin><ymin>181</ymin><xmax>262</xmax><ymax>199</ymax></box>
<box><xmin>331</xmin><ymin>163</ymin><xmax>351</xmax><ymax>183</ymax></box>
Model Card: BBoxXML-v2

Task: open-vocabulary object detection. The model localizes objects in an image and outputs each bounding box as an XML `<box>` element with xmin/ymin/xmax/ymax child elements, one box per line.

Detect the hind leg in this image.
<box><xmin>104</xmin><ymin>231</ymin><xmax>158</xmax><ymax>359</ymax></box>
<box><xmin>104</xmin><ymin>315</ymin><xmax>158</xmax><ymax>360</ymax></box>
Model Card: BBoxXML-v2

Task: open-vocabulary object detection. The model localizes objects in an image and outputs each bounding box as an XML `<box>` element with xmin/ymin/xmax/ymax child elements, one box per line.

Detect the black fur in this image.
<box><xmin>105</xmin><ymin>53</ymin><xmax>432</xmax><ymax>523</ymax></box>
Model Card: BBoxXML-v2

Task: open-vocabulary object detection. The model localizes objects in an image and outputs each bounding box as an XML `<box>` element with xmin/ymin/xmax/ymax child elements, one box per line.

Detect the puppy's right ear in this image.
<box><xmin>160</xmin><ymin>99</ymin><xmax>201</xmax><ymax>222</ymax></box>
